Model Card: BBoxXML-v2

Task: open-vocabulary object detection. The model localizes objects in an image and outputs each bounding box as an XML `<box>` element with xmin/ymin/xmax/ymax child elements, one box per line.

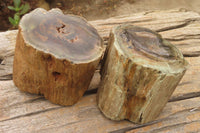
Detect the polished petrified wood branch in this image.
<box><xmin>97</xmin><ymin>24</ymin><xmax>188</xmax><ymax>124</ymax></box>
<box><xmin>13</xmin><ymin>8</ymin><xmax>104</xmax><ymax>106</ymax></box>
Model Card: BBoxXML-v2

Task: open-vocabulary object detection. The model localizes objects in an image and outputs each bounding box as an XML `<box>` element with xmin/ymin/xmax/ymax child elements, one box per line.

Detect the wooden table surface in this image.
<box><xmin>0</xmin><ymin>9</ymin><xmax>200</xmax><ymax>133</ymax></box>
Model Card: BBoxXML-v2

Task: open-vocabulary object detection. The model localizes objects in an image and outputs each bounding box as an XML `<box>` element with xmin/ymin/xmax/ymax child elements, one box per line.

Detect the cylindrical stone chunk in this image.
<box><xmin>13</xmin><ymin>8</ymin><xmax>104</xmax><ymax>106</ymax></box>
<box><xmin>97</xmin><ymin>24</ymin><xmax>188</xmax><ymax>124</ymax></box>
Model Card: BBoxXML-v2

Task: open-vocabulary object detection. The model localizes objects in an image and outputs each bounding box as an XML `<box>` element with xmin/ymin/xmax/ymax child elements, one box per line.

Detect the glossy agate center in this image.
<box><xmin>117</xmin><ymin>26</ymin><xmax>175</xmax><ymax>60</ymax></box>
<box><xmin>20</xmin><ymin>8</ymin><xmax>102</xmax><ymax>63</ymax></box>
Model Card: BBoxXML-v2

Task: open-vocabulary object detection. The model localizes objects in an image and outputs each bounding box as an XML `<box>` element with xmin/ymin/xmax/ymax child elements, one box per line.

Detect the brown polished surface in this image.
<box><xmin>117</xmin><ymin>25</ymin><xmax>176</xmax><ymax>60</ymax></box>
<box><xmin>20</xmin><ymin>8</ymin><xmax>102</xmax><ymax>63</ymax></box>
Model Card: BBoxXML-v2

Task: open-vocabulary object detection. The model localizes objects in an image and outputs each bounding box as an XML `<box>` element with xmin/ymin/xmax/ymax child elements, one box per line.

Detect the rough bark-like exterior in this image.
<box><xmin>13</xmin><ymin>8</ymin><xmax>104</xmax><ymax>106</ymax></box>
<box><xmin>97</xmin><ymin>24</ymin><xmax>188</xmax><ymax>124</ymax></box>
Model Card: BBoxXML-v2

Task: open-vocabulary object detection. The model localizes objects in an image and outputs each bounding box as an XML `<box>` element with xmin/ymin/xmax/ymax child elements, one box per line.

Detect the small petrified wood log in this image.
<box><xmin>13</xmin><ymin>8</ymin><xmax>104</xmax><ymax>106</ymax></box>
<box><xmin>97</xmin><ymin>24</ymin><xmax>188</xmax><ymax>124</ymax></box>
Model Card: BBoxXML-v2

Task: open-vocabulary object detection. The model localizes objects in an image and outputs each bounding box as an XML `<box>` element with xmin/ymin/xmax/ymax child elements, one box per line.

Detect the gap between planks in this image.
<box><xmin>0</xmin><ymin>93</ymin><xmax>200</xmax><ymax>133</ymax></box>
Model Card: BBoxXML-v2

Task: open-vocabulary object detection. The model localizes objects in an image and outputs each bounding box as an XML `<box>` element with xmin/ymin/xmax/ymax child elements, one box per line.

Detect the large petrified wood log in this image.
<box><xmin>13</xmin><ymin>8</ymin><xmax>104</xmax><ymax>106</ymax></box>
<box><xmin>97</xmin><ymin>24</ymin><xmax>188</xmax><ymax>124</ymax></box>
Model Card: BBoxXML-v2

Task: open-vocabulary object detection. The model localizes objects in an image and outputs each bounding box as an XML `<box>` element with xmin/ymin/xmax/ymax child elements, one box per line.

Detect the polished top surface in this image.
<box><xmin>20</xmin><ymin>8</ymin><xmax>103</xmax><ymax>63</ymax></box>
<box><xmin>116</xmin><ymin>26</ymin><xmax>176</xmax><ymax>60</ymax></box>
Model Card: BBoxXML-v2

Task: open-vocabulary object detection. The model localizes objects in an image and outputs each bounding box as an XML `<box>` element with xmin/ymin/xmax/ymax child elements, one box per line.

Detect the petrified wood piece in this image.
<box><xmin>97</xmin><ymin>24</ymin><xmax>188</xmax><ymax>124</ymax></box>
<box><xmin>13</xmin><ymin>8</ymin><xmax>104</xmax><ymax>106</ymax></box>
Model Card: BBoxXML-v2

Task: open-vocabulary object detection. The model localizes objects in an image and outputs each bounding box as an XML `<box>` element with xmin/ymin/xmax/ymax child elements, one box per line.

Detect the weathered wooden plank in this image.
<box><xmin>0</xmin><ymin>87</ymin><xmax>200</xmax><ymax>133</ymax></box>
<box><xmin>160</xmin><ymin>21</ymin><xmax>200</xmax><ymax>56</ymax></box>
<box><xmin>0</xmin><ymin>54</ymin><xmax>200</xmax><ymax>131</ymax></box>
<box><xmin>160</xmin><ymin>22</ymin><xmax>200</xmax><ymax>41</ymax></box>
<box><xmin>91</xmin><ymin>9</ymin><xmax>200</xmax><ymax>38</ymax></box>
<box><xmin>171</xmin><ymin>39</ymin><xmax>200</xmax><ymax>57</ymax></box>
<box><xmin>92</xmin><ymin>10</ymin><xmax>200</xmax><ymax>57</ymax></box>
<box><xmin>0</xmin><ymin>30</ymin><xmax>17</xmax><ymax>80</ymax></box>
<box><xmin>0</xmin><ymin>81</ymin><xmax>59</xmax><ymax>122</ymax></box>
<box><xmin>0</xmin><ymin>83</ymin><xmax>133</xmax><ymax>133</ymax></box>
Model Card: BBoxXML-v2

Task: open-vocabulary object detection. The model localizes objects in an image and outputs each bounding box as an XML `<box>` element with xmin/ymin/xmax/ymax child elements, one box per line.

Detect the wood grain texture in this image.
<box><xmin>13</xmin><ymin>8</ymin><xmax>104</xmax><ymax>106</ymax></box>
<box><xmin>91</xmin><ymin>9</ymin><xmax>200</xmax><ymax>57</ymax></box>
<box><xmin>0</xmin><ymin>80</ymin><xmax>200</xmax><ymax>133</ymax></box>
<box><xmin>126</xmin><ymin>99</ymin><xmax>200</xmax><ymax>133</ymax></box>
<box><xmin>0</xmin><ymin>9</ymin><xmax>200</xmax><ymax>132</ymax></box>
<box><xmin>97</xmin><ymin>24</ymin><xmax>188</xmax><ymax>124</ymax></box>
<box><xmin>0</xmin><ymin>30</ymin><xmax>17</xmax><ymax>80</ymax></box>
<box><xmin>0</xmin><ymin>81</ymin><xmax>133</xmax><ymax>133</ymax></box>
<box><xmin>115</xmin><ymin>97</ymin><xmax>200</xmax><ymax>133</ymax></box>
